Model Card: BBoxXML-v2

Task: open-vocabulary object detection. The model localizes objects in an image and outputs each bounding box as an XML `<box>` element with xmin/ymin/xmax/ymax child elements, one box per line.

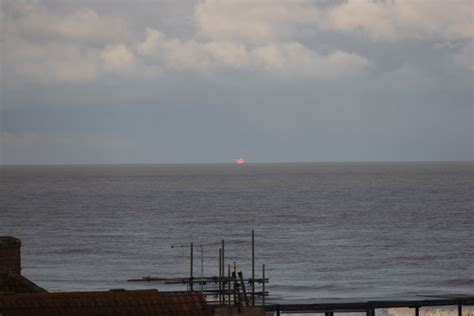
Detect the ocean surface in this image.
<box><xmin>1</xmin><ymin>162</ymin><xmax>473</xmax><ymax>303</ymax></box>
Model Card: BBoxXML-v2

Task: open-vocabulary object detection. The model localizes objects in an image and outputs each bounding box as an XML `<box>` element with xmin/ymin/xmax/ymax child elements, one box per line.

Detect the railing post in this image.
<box><xmin>228</xmin><ymin>264</ymin><xmax>231</xmax><ymax>305</ymax></box>
<box><xmin>252</xmin><ymin>230</ymin><xmax>255</xmax><ymax>306</ymax></box>
<box><xmin>221</xmin><ymin>241</ymin><xmax>225</xmax><ymax>305</ymax></box>
<box><xmin>218</xmin><ymin>248</ymin><xmax>222</xmax><ymax>304</ymax></box>
<box><xmin>262</xmin><ymin>263</ymin><xmax>265</xmax><ymax>307</ymax></box>
<box><xmin>190</xmin><ymin>242</ymin><xmax>193</xmax><ymax>291</ymax></box>
<box><xmin>366</xmin><ymin>307</ymin><xmax>375</xmax><ymax>316</ymax></box>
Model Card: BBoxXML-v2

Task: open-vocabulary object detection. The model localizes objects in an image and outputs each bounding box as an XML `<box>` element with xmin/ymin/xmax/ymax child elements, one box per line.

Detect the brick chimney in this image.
<box><xmin>0</xmin><ymin>236</ymin><xmax>21</xmax><ymax>275</ymax></box>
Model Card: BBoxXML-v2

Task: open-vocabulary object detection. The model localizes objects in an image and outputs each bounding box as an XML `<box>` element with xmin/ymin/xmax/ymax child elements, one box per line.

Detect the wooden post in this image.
<box><xmin>233</xmin><ymin>261</ymin><xmax>237</xmax><ymax>306</ymax></box>
<box><xmin>252</xmin><ymin>230</ymin><xmax>255</xmax><ymax>306</ymax></box>
<box><xmin>458</xmin><ymin>301</ymin><xmax>462</xmax><ymax>316</ymax></box>
<box><xmin>200</xmin><ymin>245</ymin><xmax>204</xmax><ymax>291</ymax></box>
<box><xmin>218</xmin><ymin>248</ymin><xmax>222</xmax><ymax>304</ymax></box>
<box><xmin>415</xmin><ymin>306</ymin><xmax>419</xmax><ymax>316</ymax></box>
<box><xmin>190</xmin><ymin>242</ymin><xmax>193</xmax><ymax>291</ymax></box>
<box><xmin>238</xmin><ymin>271</ymin><xmax>249</xmax><ymax>306</ymax></box>
<box><xmin>221</xmin><ymin>240</ymin><xmax>225</xmax><ymax>277</ymax></box>
<box><xmin>232</xmin><ymin>270</ymin><xmax>237</xmax><ymax>306</ymax></box>
<box><xmin>228</xmin><ymin>264</ymin><xmax>231</xmax><ymax>305</ymax></box>
<box><xmin>221</xmin><ymin>239</ymin><xmax>225</xmax><ymax>304</ymax></box>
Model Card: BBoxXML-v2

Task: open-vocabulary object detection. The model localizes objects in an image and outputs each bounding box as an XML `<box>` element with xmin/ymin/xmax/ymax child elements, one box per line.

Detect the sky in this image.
<box><xmin>1</xmin><ymin>0</ymin><xmax>473</xmax><ymax>164</ymax></box>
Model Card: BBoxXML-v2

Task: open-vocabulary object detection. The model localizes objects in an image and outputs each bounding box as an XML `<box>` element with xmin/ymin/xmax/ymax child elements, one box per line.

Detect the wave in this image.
<box><xmin>436</xmin><ymin>278</ymin><xmax>474</xmax><ymax>287</ymax></box>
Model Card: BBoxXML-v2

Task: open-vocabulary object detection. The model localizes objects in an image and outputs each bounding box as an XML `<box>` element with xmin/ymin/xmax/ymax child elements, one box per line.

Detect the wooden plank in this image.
<box><xmin>238</xmin><ymin>271</ymin><xmax>249</xmax><ymax>307</ymax></box>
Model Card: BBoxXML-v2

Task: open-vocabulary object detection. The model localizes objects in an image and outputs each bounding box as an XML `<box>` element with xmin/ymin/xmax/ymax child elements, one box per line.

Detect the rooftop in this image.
<box><xmin>0</xmin><ymin>289</ymin><xmax>210</xmax><ymax>316</ymax></box>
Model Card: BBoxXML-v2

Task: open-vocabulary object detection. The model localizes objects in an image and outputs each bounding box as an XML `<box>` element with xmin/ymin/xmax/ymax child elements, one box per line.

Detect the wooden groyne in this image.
<box><xmin>129</xmin><ymin>230</ymin><xmax>269</xmax><ymax>307</ymax></box>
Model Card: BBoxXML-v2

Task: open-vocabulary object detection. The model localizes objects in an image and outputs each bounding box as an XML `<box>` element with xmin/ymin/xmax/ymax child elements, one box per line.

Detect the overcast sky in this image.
<box><xmin>1</xmin><ymin>0</ymin><xmax>473</xmax><ymax>164</ymax></box>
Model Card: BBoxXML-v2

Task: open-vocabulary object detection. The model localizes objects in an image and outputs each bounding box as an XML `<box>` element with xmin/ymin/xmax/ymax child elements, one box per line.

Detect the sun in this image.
<box><xmin>234</xmin><ymin>157</ymin><xmax>246</xmax><ymax>164</ymax></box>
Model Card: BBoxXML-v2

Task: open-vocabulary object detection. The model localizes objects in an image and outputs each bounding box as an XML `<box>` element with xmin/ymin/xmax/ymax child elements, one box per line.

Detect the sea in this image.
<box><xmin>1</xmin><ymin>162</ymin><xmax>473</xmax><ymax>315</ymax></box>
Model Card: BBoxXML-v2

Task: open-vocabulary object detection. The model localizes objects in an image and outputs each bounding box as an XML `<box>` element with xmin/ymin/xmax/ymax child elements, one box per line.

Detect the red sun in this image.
<box><xmin>234</xmin><ymin>157</ymin><xmax>246</xmax><ymax>164</ymax></box>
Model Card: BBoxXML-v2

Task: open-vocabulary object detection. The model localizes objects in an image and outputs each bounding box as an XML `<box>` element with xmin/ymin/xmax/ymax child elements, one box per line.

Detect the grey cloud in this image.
<box><xmin>1</xmin><ymin>0</ymin><xmax>472</xmax><ymax>164</ymax></box>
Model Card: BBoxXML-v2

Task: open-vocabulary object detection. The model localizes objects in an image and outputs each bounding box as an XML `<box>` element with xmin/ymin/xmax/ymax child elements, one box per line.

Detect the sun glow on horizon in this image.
<box><xmin>234</xmin><ymin>157</ymin><xmax>246</xmax><ymax>164</ymax></box>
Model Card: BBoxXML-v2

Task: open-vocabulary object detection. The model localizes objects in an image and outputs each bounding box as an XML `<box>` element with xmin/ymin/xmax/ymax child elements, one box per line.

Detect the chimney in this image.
<box><xmin>0</xmin><ymin>236</ymin><xmax>21</xmax><ymax>275</ymax></box>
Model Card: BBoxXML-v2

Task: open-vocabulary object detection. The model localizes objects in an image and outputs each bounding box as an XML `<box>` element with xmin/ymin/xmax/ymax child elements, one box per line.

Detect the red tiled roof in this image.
<box><xmin>0</xmin><ymin>289</ymin><xmax>211</xmax><ymax>316</ymax></box>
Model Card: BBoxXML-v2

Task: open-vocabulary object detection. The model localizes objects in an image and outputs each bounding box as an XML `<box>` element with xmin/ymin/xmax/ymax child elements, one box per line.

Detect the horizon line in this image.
<box><xmin>1</xmin><ymin>160</ymin><xmax>473</xmax><ymax>167</ymax></box>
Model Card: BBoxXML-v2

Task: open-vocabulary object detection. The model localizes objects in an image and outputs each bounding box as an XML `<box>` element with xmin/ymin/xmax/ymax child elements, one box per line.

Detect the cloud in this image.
<box><xmin>189</xmin><ymin>0</ymin><xmax>473</xmax><ymax>73</ymax></box>
<box><xmin>321</xmin><ymin>0</ymin><xmax>474</xmax><ymax>41</ymax></box>
<box><xmin>192</xmin><ymin>0</ymin><xmax>474</xmax><ymax>73</ymax></box>
<box><xmin>6</xmin><ymin>1</ymin><xmax>367</xmax><ymax>83</ymax></box>
<box><xmin>137</xmin><ymin>28</ymin><xmax>369</xmax><ymax>78</ymax></box>
<box><xmin>101</xmin><ymin>45</ymin><xmax>136</xmax><ymax>72</ymax></box>
<box><xmin>54</xmin><ymin>9</ymin><xmax>130</xmax><ymax>44</ymax></box>
<box><xmin>3</xmin><ymin>1</ymin><xmax>135</xmax><ymax>83</ymax></box>
<box><xmin>194</xmin><ymin>0</ymin><xmax>320</xmax><ymax>44</ymax></box>
<box><xmin>136</xmin><ymin>28</ymin><xmax>165</xmax><ymax>55</ymax></box>
<box><xmin>8</xmin><ymin>38</ymin><xmax>101</xmax><ymax>83</ymax></box>
<box><xmin>137</xmin><ymin>28</ymin><xmax>251</xmax><ymax>70</ymax></box>
<box><xmin>251</xmin><ymin>42</ymin><xmax>370</xmax><ymax>78</ymax></box>
<box><xmin>6</xmin><ymin>1</ymin><xmax>130</xmax><ymax>44</ymax></box>
<box><xmin>4</xmin><ymin>0</ymin><xmax>471</xmax><ymax>85</ymax></box>
<box><xmin>194</xmin><ymin>0</ymin><xmax>473</xmax><ymax>43</ymax></box>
